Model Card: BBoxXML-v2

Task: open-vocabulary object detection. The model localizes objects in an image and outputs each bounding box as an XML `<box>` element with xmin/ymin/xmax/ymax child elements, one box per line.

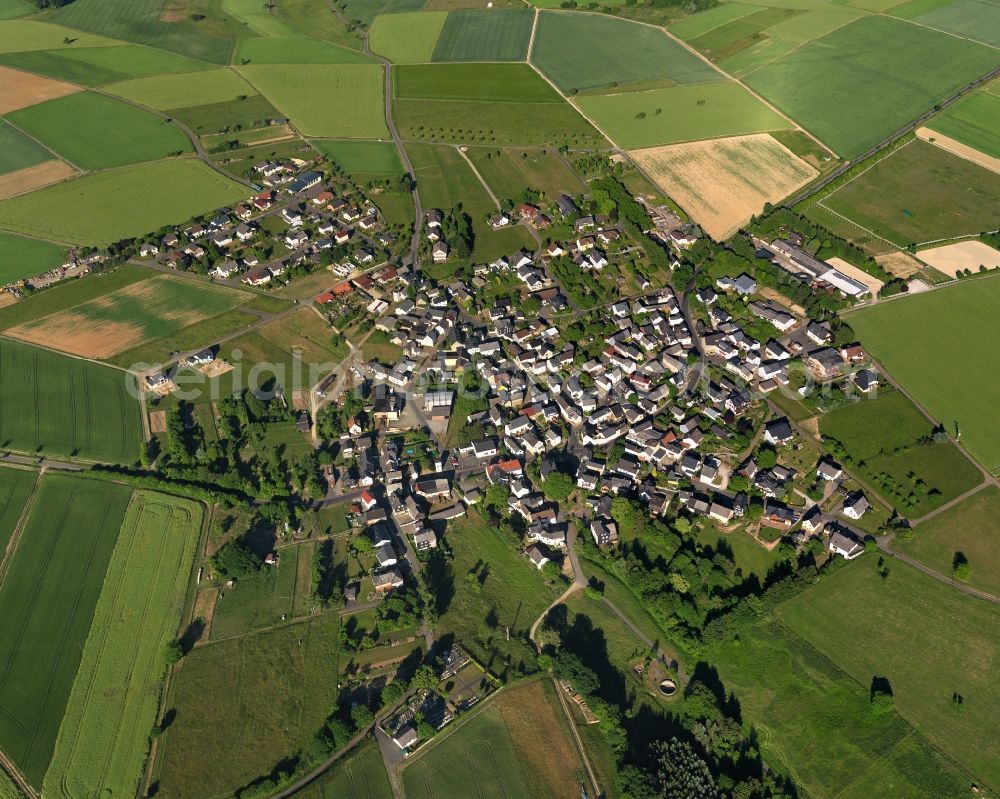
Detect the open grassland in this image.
<box><xmin>269</xmin><ymin>0</ymin><xmax>363</xmax><ymax>49</ymax></box>
<box><xmin>0</xmin><ymin>65</ymin><xmax>78</xmax><ymax>115</ymax></box>
<box><xmin>6</xmin><ymin>92</ymin><xmax>190</xmax><ymax>170</ymax></box>
<box><xmin>6</xmin><ymin>273</ymin><xmax>247</xmax><ymax>359</ymax></box>
<box><xmin>432</xmin><ymin>9</ymin><xmax>534</xmax><ymax>61</ymax></box>
<box><xmin>297</xmin><ymin>738</ymin><xmax>392</xmax><ymax>799</ymax></box>
<box><xmin>341</xmin><ymin>0</ymin><xmax>423</xmax><ymax>25</ymax></box>
<box><xmin>745</xmin><ymin>16</ymin><xmax>998</xmax><ymax>157</ymax></box>
<box><xmin>899</xmin><ymin>486</ymin><xmax>1000</xmax><ymax>596</ymax></box>
<box><xmin>780</xmin><ymin>557</ymin><xmax>1000</xmax><ymax>793</ymax></box>
<box><xmin>51</xmin><ymin>0</ymin><xmax>240</xmax><ymax>63</ymax></box>
<box><xmin>0</xmin><ymin>339</ymin><xmax>143</xmax><ymax>462</ymax></box>
<box><xmin>402</xmin><ymin>706</ymin><xmax>531</xmax><ymax>799</ymax></box>
<box><xmin>897</xmin><ymin>0</ymin><xmax>1000</xmax><ymax>48</ymax></box>
<box><xmin>709</xmin><ymin>611</ymin><xmax>973</xmax><ymax>799</ymax></box>
<box><xmin>531</xmin><ymin>11</ymin><xmax>722</xmax><ymax>93</ymax></box>
<box><xmin>0</xmin><ymin>0</ymin><xmax>32</xmax><ymax>18</ymax></box>
<box><xmin>577</xmin><ymin>81</ymin><xmax>791</xmax><ymax>149</ymax></box>
<box><xmin>234</xmin><ymin>35</ymin><xmax>372</xmax><ymax>64</ymax></box>
<box><xmin>819</xmin><ymin>389</ymin><xmax>982</xmax><ymax>517</ymax></box>
<box><xmin>631</xmin><ymin>133</ymin><xmax>817</xmax><ymax>239</ymax></box>
<box><xmin>467</xmin><ymin>147</ymin><xmax>584</xmax><ymax>202</ymax></box>
<box><xmin>0</xmin><ymin>20</ymin><xmax>123</xmax><ymax>52</ymax></box>
<box><xmin>0</xmin><ymin>159</ymin><xmax>247</xmax><ymax>244</ymax></box>
<box><xmin>43</xmin><ymin>492</ymin><xmax>201</xmax><ymax>799</ymax></box>
<box><xmin>239</xmin><ymin>63</ymin><xmax>387</xmax><ymax>137</ymax></box>
<box><xmin>370</xmin><ymin>11</ymin><xmax>448</xmax><ymax>63</ymax></box>
<box><xmin>0</xmin><ymin>45</ymin><xmax>213</xmax><ymax>87</ymax></box>
<box><xmin>0</xmin><ymin>465</ymin><xmax>35</xmax><ymax>556</ymax></box>
<box><xmin>0</xmin><ymin>121</ymin><xmax>51</xmax><ymax>175</ymax></box>
<box><xmin>0</xmin><ymin>233</ymin><xmax>65</xmax><ymax>284</ymax></box>
<box><xmin>821</xmin><ymin>140</ymin><xmax>1000</xmax><ymax>246</ymax></box>
<box><xmin>927</xmin><ymin>88</ymin><xmax>1000</xmax><ymax>160</ymax></box>
<box><xmin>847</xmin><ymin>279</ymin><xmax>1000</xmax><ymax>473</ymax></box>
<box><xmin>167</xmin><ymin>93</ymin><xmax>280</xmax><ymax>135</ymax></box>
<box><xmin>107</xmin><ymin>68</ymin><xmax>256</xmax><ymax>110</ymax></box>
<box><xmin>0</xmin><ymin>476</ymin><xmax>131</xmax><ymax>786</ymax></box>
<box><xmin>156</xmin><ymin>615</ymin><xmax>340</xmax><ymax>799</ymax></box>
<box><xmin>311</xmin><ymin>139</ymin><xmax>403</xmax><ymax>177</ymax></box>
<box><xmin>224</xmin><ymin>0</ymin><xmax>296</xmax><ymax>34</ymax></box>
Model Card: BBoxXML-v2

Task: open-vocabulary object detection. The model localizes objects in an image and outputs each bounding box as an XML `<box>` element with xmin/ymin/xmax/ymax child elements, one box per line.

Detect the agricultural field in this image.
<box><xmin>267</xmin><ymin>0</ymin><xmax>363</xmax><ymax>50</ymax></box>
<box><xmin>106</xmin><ymin>68</ymin><xmax>257</xmax><ymax>110</ymax></box>
<box><xmin>406</xmin><ymin>141</ymin><xmax>494</xmax><ymax>214</ymax></box>
<box><xmin>576</xmin><ymin>81</ymin><xmax>791</xmax><ymax>149</ymax></box>
<box><xmin>630</xmin><ymin>133</ymin><xmax>817</xmax><ymax>239</ymax></box>
<box><xmin>819</xmin><ymin>389</ymin><xmax>982</xmax><ymax>517</ymax></box>
<box><xmin>42</xmin><ymin>492</ymin><xmax>202</xmax><ymax>799</ymax></box>
<box><xmin>0</xmin><ymin>65</ymin><xmax>78</xmax><ymax>115</ymax></box>
<box><xmin>847</xmin><ymin>279</ymin><xmax>1000</xmax><ymax>473</ymax></box>
<box><xmin>779</xmin><ymin>557</ymin><xmax>1000</xmax><ymax>793</ymax></box>
<box><xmin>530</xmin><ymin>11</ymin><xmax>722</xmax><ymax>93</ymax></box>
<box><xmin>5</xmin><ymin>92</ymin><xmax>191</xmax><ymax>171</ymax></box>
<box><xmin>926</xmin><ymin>84</ymin><xmax>1000</xmax><ymax>160</ymax></box>
<box><xmin>0</xmin><ymin>232</ymin><xmax>65</xmax><ymax>284</ymax></box>
<box><xmin>466</xmin><ymin>147</ymin><xmax>584</xmax><ymax>202</ymax></box>
<box><xmin>234</xmin><ymin>35</ymin><xmax>373</xmax><ymax>64</ymax></box>
<box><xmin>0</xmin><ymin>121</ymin><xmax>52</xmax><ymax>174</ymax></box>
<box><xmin>744</xmin><ymin>15</ymin><xmax>998</xmax><ymax>157</ymax></box>
<box><xmin>431</xmin><ymin>9</ymin><xmax>535</xmax><ymax>62</ymax></box>
<box><xmin>0</xmin><ymin>475</ymin><xmax>132</xmax><ymax>786</ymax></box>
<box><xmin>6</xmin><ymin>273</ymin><xmax>248</xmax><ymax>359</ymax></box>
<box><xmin>0</xmin><ymin>0</ymin><xmax>32</xmax><ymax>19</ymax></box>
<box><xmin>820</xmin><ymin>140</ymin><xmax>1000</xmax><ymax>246</ymax></box>
<box><xmin>709</xmin><ymin>611</ymin><xmax>975</xmax><ymax>799</ymax></box>
<box><xmin>155</xmin><ymin>615</ymin><xmax>341</xmax><ymax>799</ymax></box>
<box><xmin>0</xmin><ymin>159</ymin><xmax>247</xmax><ymax>244</ymax></box>
<box><xmin>239</xmin><ymin>64</ymin><xmax>388</xmax><ymax>137</ymax></box>
<box><xmin>166</xmin><ymin>93</ymin><xmax>281</xmax><ymax>136</ymax></box>
<box><xmin>370</xmin><ymin>11</ymin><xmax>448</xmax><ymax>63</ymax></box>
<box><xmin>296</xmin><ymin>738</ymin><xmax>392</xmax><ymax>799</ymax></box>
<box><xmin>893</xmin><ymin>0</ymin><xmax>1000</xmax><ymax>48</ymax></box>
<box><xmin>311</xmin><ymin>139</ymin><xmax>403</xmax><ymax>179</ymax></box>
<box><xmin>0</xmin><ymin>20</ymin><xmax>123</xmax><ymax>53</ymax></box>
<box><xmin>0</xmin><ymin>339</ymin><xmax>143</xmax><ymax>462</ymax></box>
<box><xmin>0</xmin><ymin>161</ymin><xmax>77</xmax><ymax>202</ymax></box>
<box><xmin>0</xmin><ymin>465</ymin><xmax>35</xmax><ymax>555</ymax></box>
<box><xmin>0</xmin><ymin>45</ymin><xmax>214</xmax><ymax>87</ymax></box>
<box><xmin>340</xmin><ymin>0</ymin><xmax>424</xmax><ymax>26</ymax></box>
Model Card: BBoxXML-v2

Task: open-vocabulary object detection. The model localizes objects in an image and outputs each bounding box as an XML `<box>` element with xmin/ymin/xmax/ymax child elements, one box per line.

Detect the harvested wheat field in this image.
<box><xmin>876</xmin><ymin>250</ymin><xmax>923</xmax><ymax>279</ymax></box>
<box><xmin>0</xmin><ymin>160</ymin><xmax>78</xmax><ymax>200</ymax></box>
<box><xmin>0</xmin><ymin>65</ymin><xmax>79</xmax><ymax>114</ymax></box>
<box><xmin>916</xmin><ymin>127</ymin><xmax>1000</xmax><ymax>175</ymax></box>
<box><xmin>631</xmin><ymin>133</ymin><xmax>818</xmax><ymax>239</ymax></box>
<box><xmin>825</xmin><ymin>256</ymin><xmax>884</xmax><ymax>295</ymax></box>
<box><xmin>917</xmin><ymin>240</ymin><xmax>1000</xmax><ymax>277</ymax></box>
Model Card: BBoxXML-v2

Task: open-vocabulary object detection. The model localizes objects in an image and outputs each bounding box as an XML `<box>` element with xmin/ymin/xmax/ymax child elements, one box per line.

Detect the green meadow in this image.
<box><xmin>0</xmin><ymin>232</ymin><xmax>65</xmax><ymax>284</ymax></box>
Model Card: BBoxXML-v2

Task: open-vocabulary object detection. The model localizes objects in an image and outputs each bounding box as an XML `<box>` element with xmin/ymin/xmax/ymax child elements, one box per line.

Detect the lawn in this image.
<box><xmin>927</xmin><ymin>88</ymin><xmax>1000</xmax><ymax>159</ymax></box>
<box><xmin>779</xmin><ymin>556</ymin><xmax>1000</xmax><ymax>793</ymax></box>
<box><xmin>819</xmin><ymin>389</ymin><xmax>982</xmax><ymax>517</ymax></box>
<box><xmin>0</xmin><ymin>465</ymin><xmax>35</xmax><ymax>556</ymax></box>
<box><xmin>466</xmin><ymin>147</ymin><xmax>584</xmax><ymax>202</ymax></box>
<box><xmin>369</xmin><ymin>11</ymin><xmax>448</xmax><ymax>63</ymax></box>
<box><xmin>0</xmin><ymin>475</ymin><xmax>132</xmax><ymax>787</ymax></box>
<box><xmin>576</xmin><ymin>81</ymin><xmax>791</xmax><ymax>149</ymax></box>
<box><xmin>0</xmin><ymin>44</ymin><xmax>214</xmax><ymax>87</ymax></box>
<box><xmin>5</xmin><ymin>92</ymin><xmax>191</xmax><ymax>170</ymax></box>
<box><xmin>431</xmin><ymin>9</ymin><xmax>534</xmax><ymax>61</ymax></box>
<box><xmin>7</xmin><ymin>273</ymin><xmax>248</xmax><ymax>359</ymax></box>
<box><xmin>107</xmin><ymin>68</ymin><xmax>256</xmax><ymax>110</ymax></box>
<box><xmin>0</xmin><ymin>159</ymin><xmax>247</xmax><ymax>244</ymax></box>
<box><xmin>899</xmin><ymin>486</ymin><xmax>1000</xmax><ymax>596</ymax></box>
<box><xmin>312</xmin><ymin>139</ymin><xmax>403</xmax><ymax>178</ymax></box>
<box><xmin>0</xmin><ymin>339</ymin><xmax>143</xmax><ymax>462</ymax></box>
<box><xmin>531</xmin><ymin>11</ymin><xmax>722</xmax><ymax>93</ymax></box>
<box><xmin>0</xmin><ymin>232</ymin><xmax>66</xmax><ymax>284</ymax></box>
<box><xmin>234</xmin><ymin>35</ymin><xmax>373</xmax><ymax>64</ymax></box>
<box><xmin>708</xmin><ymin>611</ymin><xmax>973</xmax><ymax>799</ymax></box>
<box><xmin>821</xmin><ymin>140</ymin><xmax>1000</xmax><ymax>246</ymax></box>
<box><xmin>239</xmin><ymin>64</ymin><xmax>387</xmax><ymax>138</ymax></box>
<box><xmin>744</xmin><ymin>15</ymin><xmax>998</xmax><ymax>157</ymax></box>
<box><xmin>0</xmin><ymin>121</ymin><xmax>54</xmax><ymax>175</ymax></box>
<box><xmin>296</xmin><ymin>737</ymin><xmax>392</xmax><ymax>799</ymax></box>
<box><xmin>847</xmin><ymin>278</ymin><xmax>1000</xmax><ymax>473</ymax></box>
<box><xmin>155</xmin><ymin>615</ymin><xmax>340</xmax><ymax>799</ymax></box>
<box><xmin>42</xmin><ymin>491</ymin><xmax>202</xmax><ymax>799</ymax></box>
<box><xmin>696</xmin><ymin>525</ymin><xmax>784</xmax><ymax>579</ymax></box>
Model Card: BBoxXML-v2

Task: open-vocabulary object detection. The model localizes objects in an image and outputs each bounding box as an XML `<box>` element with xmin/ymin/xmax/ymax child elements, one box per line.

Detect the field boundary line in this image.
<box><xmin>526</xmin><ymin>7</ymin><xmax>539</xmax><ymax>62</ymax></box>
<box><xmin>673</xmin><ymin>4</ymin><xmax>761</xmax><ymax>42</ymax></box>
<box><xmin>453</xmin><ymin>146</ymin><xmax>500</xmax><ymax>209</ymax></box>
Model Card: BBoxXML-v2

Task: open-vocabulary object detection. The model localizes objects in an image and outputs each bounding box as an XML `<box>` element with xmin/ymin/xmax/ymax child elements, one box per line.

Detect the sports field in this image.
<box><xmin>0</xmin><ymin>121</ymin><xmax>51</xmax><ymax>175</ymax></box>
<box><xmin>779</xmin><ymin>557</ymin><xmax>1000</xmax><ymax>793</ymax></box>
<box><xmin>466</xmin><ymin>147</ymin><xmax>584</xmax><ymax>202</ymax></box>
<box><xmin>234</xmin><ymin>35</ymin><xmax>372</xmax><ymax>64</ymax></box>
<box><xmin>43</xmin><ymin>492</ymin><xmax>201</xmax><ymax>799</ymax></box>
<box><xmin>576</xmin><ymin>81</ymin><xmax>791</xmax><ymax>149</ymax></box>
<box><xmin>531</xmin><ymin>11</ymin><xmax>722</xmax><ymax>93</ymax></box>
<box><xmin>6</xmin><ymin>273</ymin><xmax>247</xmax><ymax>359</ymax></box>
<box><xmin>847</xmin><ymin>278</ymin><xmax>1000</xmax><ymax>473</ymax></box>
<box><xmin>239</xmin><ymin>64</ymin><xmax>387</xmax><ymax>137</ymax></box>
<box><xmin>297</xmin><ymin>738</ymin><xmax>392</xmax><ymax>799</ymax></box>
<box><xmin>156</xmin><ymin>615</ymin><xmax>341</xmax><ymax>798</ymax></box>
<box><xmin>5</xmin><ymin>92</ymin><xmax>191</xmax><ymax>170</ymax></box>
<box><xmin>432</xmin><ymin>9</ymin><xmax>534</xmax><ymax>61</ymax></box>
<box><xmin>370</xmin><ymin>11</ymin><xmax>447</xmax><ymax>63</ymax></box>
<box><xmin>0</xmin><ymin>339</ymin><xmax>143</xmax><ymax>462</ymax></box>
<box><xmin>0</xmin><ymin>45</ymin><xmax>214</xmax><ymax>87</ymax></box>
<box><xmin>631</xmin><ymin>133</ymin><xmax>817</xmax><ymax>239</ymax></box>
<box><xmin>0</xmin><ymin>465</ymin><xmax>36</xmax><ymax>555</ymax></box>
<box><xmin>744</xmin><ymin>15</ymin><xmax>998</xmax><ymax>157</ymax></box>
<box><xmin>927</xmin><ymin>86</ymin><xmax>1000</xmax><ymax>160</ymax></box>
<box><xmin>821</xmin><ymin>140</ymin><xmax>1000</xmax><ymax>246</ymax></box>
<box><xmin>107</xmin><ymin>68</ymin><xmax>257</xmax><ymax>110</ymax></box>
<box><xmin>311</xmin><ymin>139</ymin><xmax>403</xmax><ymax>178</ymax></box>
<box><xmin>0</xmin><ymin>159</ymin><xmax>247</xmax><ymax>244</ymax></box>
<box><xmin>0</xmin><ymin>232</ymin><xmax>65</xmax><ymax>284</ymax></box>
<box><xmin>0</xmin><ymin>475</ymin><xmax>132</xmax><ymax>786</ymax></box>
